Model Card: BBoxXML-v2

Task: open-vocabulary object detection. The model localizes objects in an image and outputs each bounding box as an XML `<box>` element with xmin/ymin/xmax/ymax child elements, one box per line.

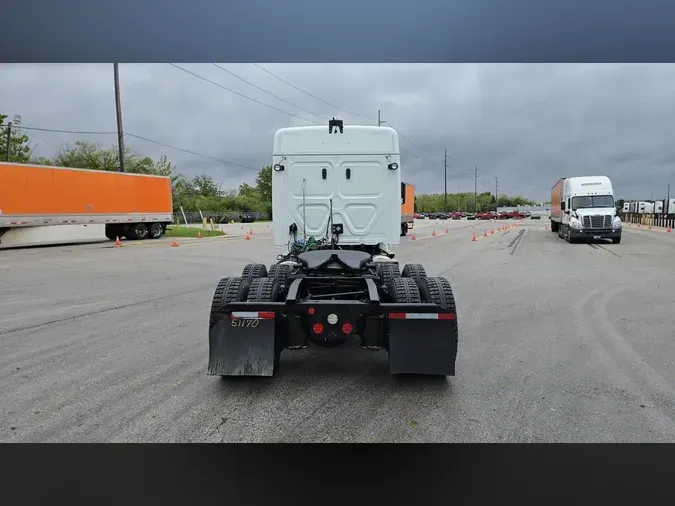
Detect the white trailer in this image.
<box><xmin>550</xmin><ymin>175</ymin><xmax>621</xmax><ymax>244</ymax></box>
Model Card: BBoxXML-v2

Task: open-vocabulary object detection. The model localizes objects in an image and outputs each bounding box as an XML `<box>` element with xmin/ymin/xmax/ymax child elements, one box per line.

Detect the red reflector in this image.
<box><xmin>438</xmin><ymin>313</ymin><xmax>456</xmax><ymax>320</ymax></box>
<box><xmin>308</xmin><ymin>307</ymin><xmax>315</xmax><ymax>315</ymax></box>
<box><xmin>341</xmin><ymin>322</ymin><xmax>353</xmax><ymax>334</ymax></box>
<box><xmin>388</xmin><ymin>313</ymin><xmax>406</xmax><ymax>319</ymax></box>
<box><xmin>312</xmin><ymin>322</ymin><xmax>324</xmax><ymax>334</ymax></box>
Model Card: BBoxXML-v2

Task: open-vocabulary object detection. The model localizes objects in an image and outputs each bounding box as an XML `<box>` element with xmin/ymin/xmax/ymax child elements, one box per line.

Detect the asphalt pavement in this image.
<box><xmin>1</xmin><ymin>218</ymin><xmax>674</xmax><ymax>442</ymax></box>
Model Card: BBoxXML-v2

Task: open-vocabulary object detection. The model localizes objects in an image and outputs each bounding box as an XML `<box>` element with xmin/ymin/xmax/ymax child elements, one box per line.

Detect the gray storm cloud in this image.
<box><xmin>1</xmin><ymin>63</ymin><xmax>674</xmax><ymax>201</ymax></box>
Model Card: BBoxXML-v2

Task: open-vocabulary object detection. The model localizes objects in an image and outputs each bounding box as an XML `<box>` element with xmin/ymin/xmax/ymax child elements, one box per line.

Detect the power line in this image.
<box><xmin>212</xmin><ymin>64</ymin><xmax>329</xmax><ymax>121</ymax></box>
<box><xmin>19</xmin><ymin>125</ymin><xmax>255</xmax><ymax>170</ymax></box>
<box><xmin>124</xmin><ymin>133</ymin><xmax>256</xmax><ymax>170</ymax></box>
<box><xmin>252</xmin><ymin>63</ymin><xmax>376</xmax><ymax>122</ymax></box>
<box><xmin>169</xmin><ymin>63</ymin><xmax>321</xmax><ymax>125</ymax></box>
<box><xmin>20</xmin><ymin>126</ymin><xmax>117</xmax><ymax>135</ymax></box>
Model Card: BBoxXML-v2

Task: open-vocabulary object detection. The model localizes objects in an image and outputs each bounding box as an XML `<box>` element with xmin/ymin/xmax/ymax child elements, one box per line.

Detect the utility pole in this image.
<box><xmin>444</xmin><ymin>149</ymin><xmax>448</xmax><ymax>212</ymax></box>
<box><xmin>377</xmin><ymin>110</ymin><xmax>381</xmax><ymax>126</ymax></box>
<box><xmin>667</xmin><ymin>183</ymin><xmax>671</xmax><ymax>214</ymax></box>
<box><xmin>4</xmin><ymin>121</ymin><xmax>11</xmax><ymax>162</ymax></box>
<box><xmin>495</xmin><ymin>177</ymin><xmax>499</xmax><ymax>201</ymax></box>
<box><xmin>474</xmin><ymin>164</ymin><xmax>478</xmax><ymax>212</ymax></box>
<box><xmin>457</xmin><ymin>185</ymin><xmax>461</xmax><ymax>212</ymax></box>
<box><xmin>113</xmin><ymin>63</ymin><xmax>125</xmax><ymax>173</ymax></box>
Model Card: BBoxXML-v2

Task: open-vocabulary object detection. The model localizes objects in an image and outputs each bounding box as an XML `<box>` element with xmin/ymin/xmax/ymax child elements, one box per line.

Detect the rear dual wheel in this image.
<box><xmin>386</xmin><ymin>275</ymin><xmax>459</xmax><ymax>373</ymax></box>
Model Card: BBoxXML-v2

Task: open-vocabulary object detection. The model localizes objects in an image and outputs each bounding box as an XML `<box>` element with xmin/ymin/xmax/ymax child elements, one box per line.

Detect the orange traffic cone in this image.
<box><xmin>245</xmin><ymin>233</ymin><xmax>251</xmax><ymax>240</ymax></box>
<box><xmin>668</xmin><ymin>227</ymin><xmax>672</xmax><ymax>233</ymax></box>
<box><xmin>648</xmin><ymin>225</ymin><xmax>652</xmax><ymax>230</ymax></box>
<box><xmin>491</xmin><ymin>228</ymin><xmax>495</xmax><ymax>235</ymax></box>
<box><xmin>483</xmin><ymin>231</ymin><xmax>488</xmax><ymax>237</ymax></box>
<box><xmin>196</xmin><ymin>231</ymin><xmax>202</xmax><ymax>239</ymax></box>
<box><xmin>472</xmin><ymin>232</ymin><xmax>477</xmax><ymax>242</ymax></box>
<box><xmin>411</xmin><ymin>233</ymin><xmax>417</xmax><ymax>240</ymax></box>
<box><xmin>240</xmin><ymin>225</ymin><xmax>244</xmax><ymax>230</ymax></box>
<box><xmin>638</xmin><ymin>224</ymin><xmax>641</xmax><ymax>228</ymax></box>
<box><xmin>249</xmin><ymin>228</ymin><xmax>254</xmax><ymax>235</ymax></box>
<box><xmin>432</xmin><ymin>229</ymin><xmax>436</xmax><ymax>237</ymax></box>
<box><xmin>114</xmin><ymin>236</ymin><xmax>121</xmax><ymax>247</ymax></box>
<box><xmin>171</xmin><ymin>238</ymin><xmax>179</xmax><ymax>247</ymax></box>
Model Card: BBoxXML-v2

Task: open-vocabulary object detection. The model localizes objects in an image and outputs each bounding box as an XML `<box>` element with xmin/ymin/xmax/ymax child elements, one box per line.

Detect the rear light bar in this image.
<box><xmin>229</xmin><ymin>311</ymin><xmax>276</xmax><ymax>320</ymax></box>
<box><xmin>388</xmin><ymin>312</ymin><xmax>456</xmax><ymax>320</ymax></box>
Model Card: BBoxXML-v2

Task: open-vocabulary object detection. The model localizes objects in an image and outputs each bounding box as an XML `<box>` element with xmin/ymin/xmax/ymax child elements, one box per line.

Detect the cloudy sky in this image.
<box><xmin>1</xmin><ymin>63</ymin><xmax>674</xmax><ymax>202</ymax></box>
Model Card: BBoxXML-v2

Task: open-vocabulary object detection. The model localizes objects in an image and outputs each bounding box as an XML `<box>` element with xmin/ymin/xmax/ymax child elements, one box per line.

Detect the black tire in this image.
<box><xmin>208</xmin><ymin>276</ymin><xmax>245</xmax><ymax>331</ymax></box>
<box><xmin>417</xmin><ymin>276</ymin><xmax>459</xmax><ymax>373</ymax></box>
<box><xmin>241</xmin><ymin>263</ymin><xmax>268</xmax><ymax>281</ymax></box>
<box><xmin>246</xmin><ymin>277</ymin><xmax>283</xmax><ymax>373</ymax></box>
<box><xmin>148</xmin><ymin>223</ymin><xmax>164</xmax><ymax>239</ymax></box>
<box><xmin>401</xmin><ymin>263</ymin><xmax>427</xmax><ymax>286</ymax></box>
<box><xmin>401</xmin><ymin>222</ymin><xmax>408</xmax><ymax>236</ymax></box>
<box><xmin>612</xmin><ymin>236</ymin><xmax>621</xmax><ymax>244</ymax></box>
<box><xmin>268</xmin><ymin>263</ymin><xmax>293</xmax><ymax>283</ymax></box>
<box><xmin>127</xmin><ymin>223</ymin><xmax>149</xmax><ymax>241</ymax></box>
<box><xmin>377</xmin><ymin>263</ymin><xmax>401</xmax><ymax>287</ymax></box>
<box><xmin>386</xmin><ymin>276</ymin><xmax>422</xmax><ymax>304</ymax></box>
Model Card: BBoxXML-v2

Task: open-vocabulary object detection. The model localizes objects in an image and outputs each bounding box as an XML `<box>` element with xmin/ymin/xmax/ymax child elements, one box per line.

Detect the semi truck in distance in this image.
<box><xmin>0</xmin><ymin>162</ymin><xmax>173</xmax><ymax>248</ymax></box>
<box><xmin>207</xmin><ymin>119</ymin><xmax>459</xmax><ymax>378</ymax></box>
<box><xmin>400</xmin><ymin>182</ymin><xmax>415</xmax><ymax>236</ymax></box>
<box><xmin>550</xmin><ymin>175</ymin><xmax>621</xmax><ymax>244</ymax></box>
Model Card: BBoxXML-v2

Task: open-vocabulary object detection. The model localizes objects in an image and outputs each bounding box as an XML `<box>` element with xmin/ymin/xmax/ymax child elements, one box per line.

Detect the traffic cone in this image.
<box><xmin>668</xmin><ymin>227</ymin><xmax>672</xmax><ymax>233</ymax></box>
<box><xmin>491</xmin><ymin>228</ymin><xmax>495</xmax><ymax>235</ymax></box>
<box><xmin>240</xmin><ymin>225</ymin><xmax>244</xmax><ymax>230</ymax></box>
<box><xmin>196</xmin><ymin>231</ymin><xmax>202</xmax><ymax>239</ymax></box>
<box><xmin>472</xmin><ymin>232</ymin><xmax>477</xmax><ymax>242</ymax></box>
<box><xmin>245</xmin><ymin>233</ymin><xmax>251</xmax><ymax>240</ymax></box>
<box><xmin>483</xmin><ymin>231</ymin><xmax>488</xmax><ymax>237</ymax></box>
<box><xmin>445</xmin><ymin>228</ymin><xmax>449</xmax><ymax>234</ymax></box>
<box><xmin>249</xmin><ymin>228</ymin><xmax>254</xmax><ymax>235</ymax></box>
<box><xmin>411</xmin><ymin>233</ymin><xmax>417</xmax><ymax>240</ymax></box>
<box><xmin>638</xmin><ymin>224</ymin><xmax>641</xmax><ymax>228</ymax></box>
<box><xmin>648</xmin><ymin>225</ymin><xmax>652</xmax><ymax>230</ymax></box>
<box><xmin>114</xmin><ymin>236</ymin><xmax>121</xmax><ymax>247</ymax></box>
<box><xmin>432</xmin><ymin>229</ymin><xmax>436</xmax><ymax>237</ymax></box>
<box><xmin>171</xmin><ymin>238</ymin><xmax>179</xmax><ymax>247</ymax></box>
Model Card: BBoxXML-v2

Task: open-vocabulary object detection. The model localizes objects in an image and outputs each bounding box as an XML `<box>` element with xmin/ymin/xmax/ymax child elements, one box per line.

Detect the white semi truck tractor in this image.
<box><xmin>550</xmin><ymin>175</ymin><xmax>622</xmax><ymax>244</ymax></box>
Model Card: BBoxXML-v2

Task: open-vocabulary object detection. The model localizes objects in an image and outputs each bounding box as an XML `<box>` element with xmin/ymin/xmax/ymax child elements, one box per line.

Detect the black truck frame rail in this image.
<box><xmin>208</xmin><ymin>252</ymin><xmax>458</xmax><ymax>376</ymax></box>
<box><xmin>209</xmin><ymin>301</ymin><xmax>457</xmax><ymax>377</ymax></box>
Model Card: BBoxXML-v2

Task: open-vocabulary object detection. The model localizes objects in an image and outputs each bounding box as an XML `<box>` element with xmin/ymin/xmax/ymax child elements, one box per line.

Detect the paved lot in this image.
<box><xmin>1</xmin><ymin>218</ymin><xmax>674</xmax><ymax>442</ymax></box>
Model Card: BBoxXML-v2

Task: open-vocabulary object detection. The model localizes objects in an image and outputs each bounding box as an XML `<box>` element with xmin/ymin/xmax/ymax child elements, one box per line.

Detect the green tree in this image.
<box><xmin>0</xmin><ymin>114</ymin><xmax>31</xmax><ymax>163</ymax></box>
<box><xmin>192</xmin><ymin>173</ymin><xmax>220</xmax><ymax>198</ymax></box>
<box><xmin>255</xmin><ymin>165</ymin><xmax>272</xmax><ymax>205</ymax></box>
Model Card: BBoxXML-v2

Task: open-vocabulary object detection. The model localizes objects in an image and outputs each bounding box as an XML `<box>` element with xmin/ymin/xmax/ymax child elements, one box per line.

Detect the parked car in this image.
<box><xmin>239</xmin><ymin>213</ymin><xmax>256</xmax><ymax>223</ymax></box>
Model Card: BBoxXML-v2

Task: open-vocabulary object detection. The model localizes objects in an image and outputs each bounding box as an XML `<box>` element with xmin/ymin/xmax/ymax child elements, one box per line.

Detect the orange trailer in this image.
<box><xmin>400</xmin><ymin>182</ymin><xmax>415</xmax><ymax>236</ymax></box>
<box><xmin>0</xmin><ymin>162</ymin><xmax>173</xmax><ymax>243</ymax></box>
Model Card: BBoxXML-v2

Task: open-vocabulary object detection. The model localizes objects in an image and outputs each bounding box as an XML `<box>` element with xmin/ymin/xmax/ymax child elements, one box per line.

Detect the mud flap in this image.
<box><xmin>387</xmin><ymin>319</ymin><xmax>457</xmax><ymax>376</ymax></box>
<box><xmin>208</xmin><ymin>316</ymin><xmax>277</xmax><ymax>377</ymax></box>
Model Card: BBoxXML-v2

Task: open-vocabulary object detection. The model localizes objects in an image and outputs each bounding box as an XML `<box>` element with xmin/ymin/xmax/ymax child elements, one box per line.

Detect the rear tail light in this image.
<box><xmin>312</xmin><ymin>322</ymin><xmax>324</xmax><ymax>334</ymax></box>
<box><xmin>341</xmin><ymin>322</ymin><xmax>353</xmax><ymax>334</ymax></box>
